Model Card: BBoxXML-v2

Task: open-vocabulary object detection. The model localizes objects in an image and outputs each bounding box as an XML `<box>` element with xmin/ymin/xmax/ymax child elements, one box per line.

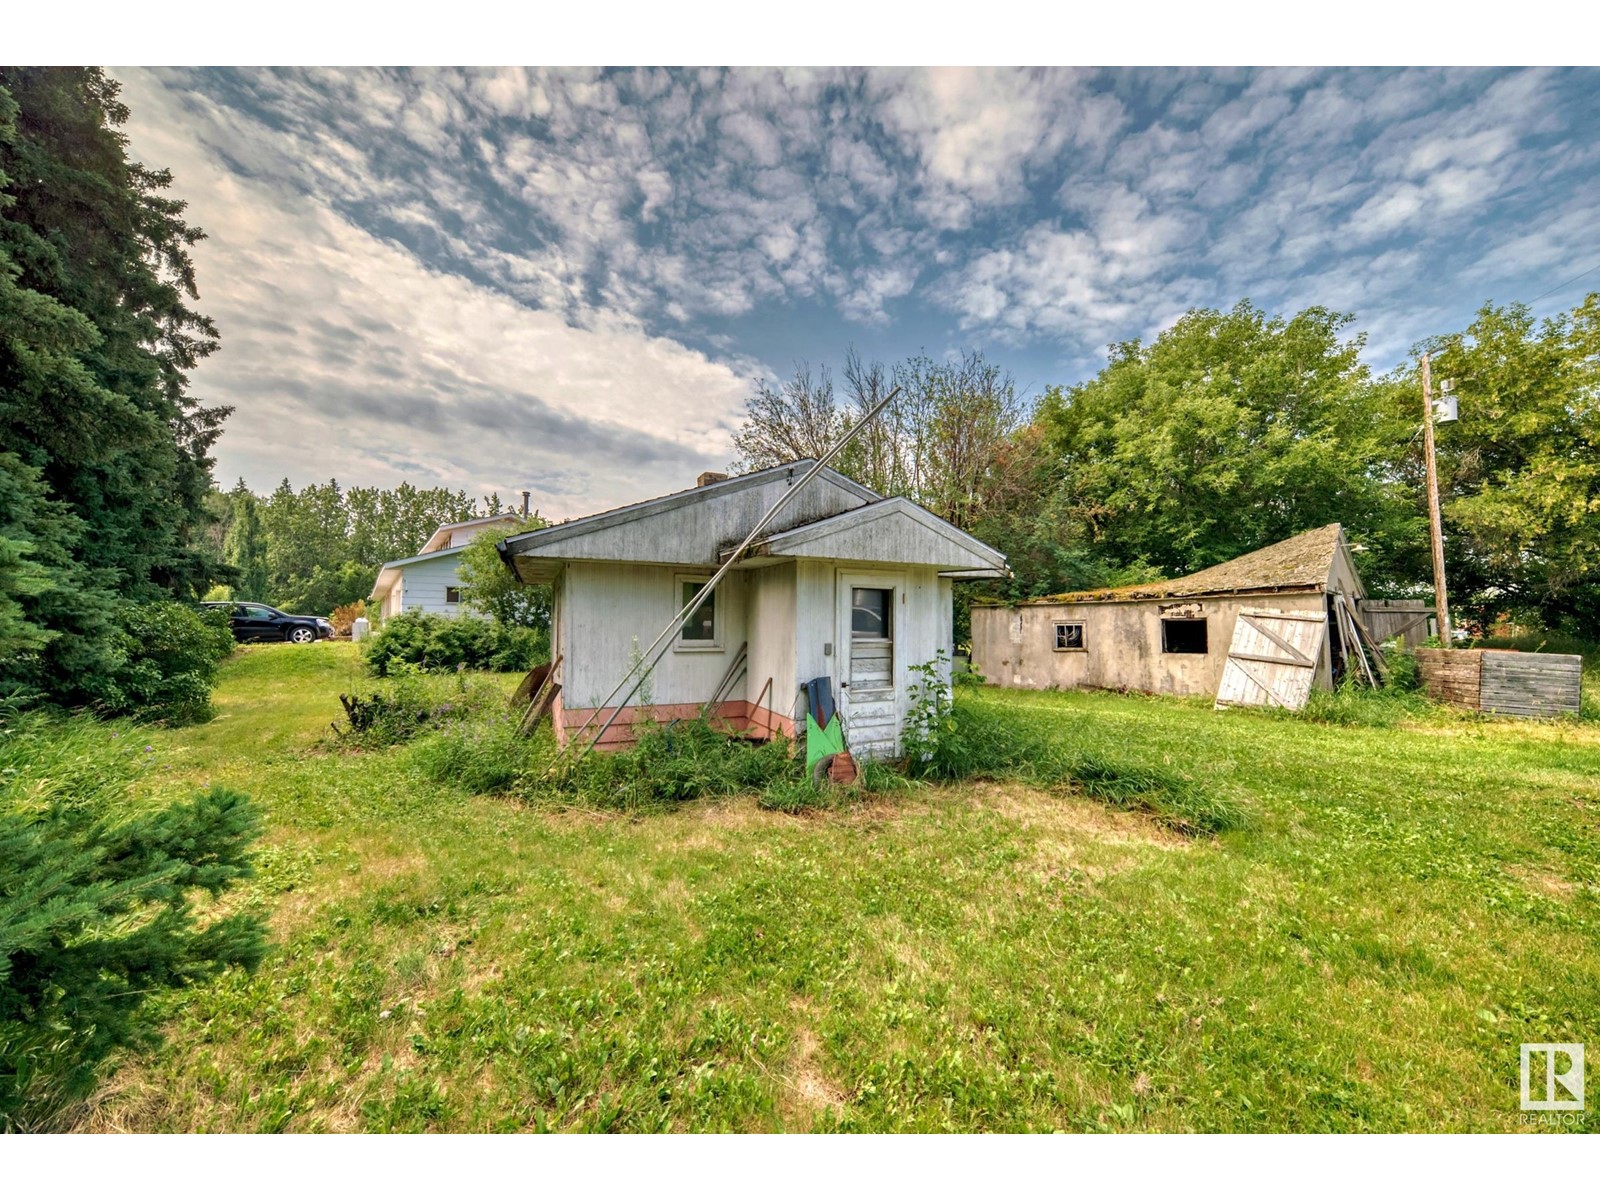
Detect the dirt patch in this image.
<box><xmin>780</xmin><ymin>1025</ymin><xmax>849</xmax><ymax>1129</ymax></box>
<box><xmin>964</xmin><ymin>780</ymin><xmax>1189</xmax><ymax>848</ymax></box>
<box><xmin>1508</xmin><ymin>863</ymin><xmax>1579</xmax><ymax>899</ymax></box>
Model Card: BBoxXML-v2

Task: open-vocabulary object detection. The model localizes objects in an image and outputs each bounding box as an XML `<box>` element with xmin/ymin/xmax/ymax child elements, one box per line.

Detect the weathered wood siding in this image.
<box><xmin>1360</xmin><ymin>600</ymin><xmax>1434</xmax><ymax>648</ymax></box>
<box><xmin>744</xmin><ymin>561</ymin><xmax>798</xmax><ymax>737</ymax></box>
<box><xmin>1414</xmin><ymin>649</ymin><xmax>1582</xmax><ymax>716</ymax></box>
<box><xmin>1481</xmin><ymin>652</ymin><xmax>1583</xmax><ymax>717</ymax></box>
<box><xmin>558</xmin><ymin>561</ymin><xmax>749</xmax><ymax>709</ymax></box>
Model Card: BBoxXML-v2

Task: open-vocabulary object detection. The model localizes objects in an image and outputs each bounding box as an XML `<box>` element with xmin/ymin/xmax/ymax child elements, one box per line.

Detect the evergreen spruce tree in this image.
<box><xmin>0</xmin><ymin>68</ymin><xmax>227</xmax><ymax>704</ymax></box>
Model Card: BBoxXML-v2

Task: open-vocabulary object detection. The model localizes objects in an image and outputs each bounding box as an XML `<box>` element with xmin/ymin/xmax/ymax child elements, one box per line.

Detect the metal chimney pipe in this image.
<box><xmin>520</xmin><ymin>490</ymin><xmax>531</xmax><ymax>517</ymax></box>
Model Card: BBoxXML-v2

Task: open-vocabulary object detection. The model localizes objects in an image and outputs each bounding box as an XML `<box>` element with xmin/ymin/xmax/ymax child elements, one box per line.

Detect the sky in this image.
<box><xmin>113</xmin><ymin>66</ymin><xmax>1600</xmax><ymax>521</ymax></box>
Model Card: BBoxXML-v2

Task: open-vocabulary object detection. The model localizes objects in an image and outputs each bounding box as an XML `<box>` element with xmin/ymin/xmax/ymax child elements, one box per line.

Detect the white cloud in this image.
<box><xmin>115</xmin><ymin>69</ymin><xmax>756</xmax><ymax>516</ymax></box>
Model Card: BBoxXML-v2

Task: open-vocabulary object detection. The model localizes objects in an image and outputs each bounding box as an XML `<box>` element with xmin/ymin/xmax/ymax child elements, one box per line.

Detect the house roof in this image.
<box><xmin>498</xmin><ymin>461</ymin><xmax>885</xmax><ymax>583</ymax></box>
<box><xmin>498</xmin><ymin>460</ymin><xmax>1007</xmax><ymax>583</ymax></box>
<box><xmin>420</xmin><ymin>513</ymin><xmax>525</xmax><ymax>554</ymax></box>
<box><xmin>1020</xmin><ymin>523</ymin><xmax>1347</xmax><ymax>605</ymax></box>
<box><xmin>739</xmin><ymin>497</ymin><xmax>1009</xmax><ymax>577</ymax></box>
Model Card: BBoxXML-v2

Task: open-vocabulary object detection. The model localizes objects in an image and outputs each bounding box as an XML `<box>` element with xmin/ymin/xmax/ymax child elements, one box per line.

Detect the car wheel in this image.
<box><xmin>288</xmin><ymin>626</ymin><xmax>315</xmax><ymax>644</ymax></box>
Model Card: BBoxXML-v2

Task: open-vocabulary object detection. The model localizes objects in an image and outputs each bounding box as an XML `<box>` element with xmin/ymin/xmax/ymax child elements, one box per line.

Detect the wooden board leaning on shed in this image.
<box><xmin>1414</xmin><ymin>649</ymin><xmax>1583</xmax><ymax>717</ymax></box>
<box><xmin>1215</xmin><ymin>608</ymin><xmax>1328</xmax><ymax>712</ymax></box>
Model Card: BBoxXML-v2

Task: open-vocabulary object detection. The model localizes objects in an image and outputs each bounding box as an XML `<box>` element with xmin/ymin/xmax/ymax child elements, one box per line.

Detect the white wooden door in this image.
<box><xmin>1215</xmin><ymin>608</ymin><xmax>1327</xmax><ymax>711</ymax></box>
<box><xmin>838</xmin><ymin>572</ymin><xmax>903</xmax><ymax>760</ymax></box>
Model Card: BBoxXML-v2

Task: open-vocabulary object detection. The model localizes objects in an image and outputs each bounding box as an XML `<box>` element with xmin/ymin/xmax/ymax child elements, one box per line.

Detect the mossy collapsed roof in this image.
<box><xmin>1025</xmin><ymin>523</ymin><xmax>1346</xmax><ymax>605</ymax></box>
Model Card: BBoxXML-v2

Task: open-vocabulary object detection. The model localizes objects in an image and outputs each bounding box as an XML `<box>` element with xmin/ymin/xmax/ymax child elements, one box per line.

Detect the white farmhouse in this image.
<box><xmin>497</xmin><ymin>462</ymin><xmax>1008</xmax><ymax>758</ymax></box>
<box><xmin>370</xmin><ymin>514</ymin><xmax>526</xmax><ymax>619</ymax></box>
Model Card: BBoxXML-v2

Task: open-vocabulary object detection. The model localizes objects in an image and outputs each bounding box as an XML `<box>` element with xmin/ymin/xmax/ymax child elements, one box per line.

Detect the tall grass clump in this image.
<box><xmin>410</xmin><ymin>713</ymin><xmax>552</xmax><ymax>795</ymax></box>
<box><xmin>544</xmin><ymin>720</ymin><xmax>802</xmax><ymax>812</ymax></box>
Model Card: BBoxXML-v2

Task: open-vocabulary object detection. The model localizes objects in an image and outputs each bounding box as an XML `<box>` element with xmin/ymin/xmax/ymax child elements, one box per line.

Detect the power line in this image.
<box><xmin>1529</xmin><ymin>260</ymin><xmax>1600</xmax><ymax>305</ymax></box>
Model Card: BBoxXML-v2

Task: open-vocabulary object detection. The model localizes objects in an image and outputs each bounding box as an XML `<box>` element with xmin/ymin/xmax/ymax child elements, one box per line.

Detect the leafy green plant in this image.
<box><xmin>410</xmin><ymin>713</ymin><xmax>550</xmax><ymax>795</ymax></box>
<box><xmin>1381</xmin><ymin>645</ymin><xmax>1422</xmax><ymax>693</ymax></box>
<box><xmin>0</xmin><ymin>712</ymin><xmax>267</xmax><ymax>1130</ymax></box>
<box><xmin>456</xmin><ymin>516</ymin><xmax>550</xmax><ymax>628</ymax></box>
<box><xmin>902</xmin><ymin>653</ymin><xmax>959</xmax><ymax>778</ymax></box>
<box><xmin>92</xmin><ymin>602</ymin><xmax>237</xmax><ymax>725</ymax></box>
<box><xmin>364</xmin><ymin>611</ymin><xmax>547</xmax><ymax>676</ymax></box>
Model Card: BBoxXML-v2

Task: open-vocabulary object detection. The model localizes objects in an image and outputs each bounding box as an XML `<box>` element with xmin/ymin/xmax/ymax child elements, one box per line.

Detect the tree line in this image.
<box><xmin>205</xmin><ymin>478</ymin><xmax>529</xmax><ymax>616</ymax></box>
<box><xmin>733</xmin><ymin>297</ymin><xmax>1600</xmax><ymax>641</ymax></box>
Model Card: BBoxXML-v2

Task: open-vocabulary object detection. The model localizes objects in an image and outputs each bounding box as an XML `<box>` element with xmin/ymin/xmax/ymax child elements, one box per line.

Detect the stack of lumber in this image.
<box><xmin>1414</xmin><ymin>649</ymin><xmax>1582</xmax><ymax>717</ymax></box>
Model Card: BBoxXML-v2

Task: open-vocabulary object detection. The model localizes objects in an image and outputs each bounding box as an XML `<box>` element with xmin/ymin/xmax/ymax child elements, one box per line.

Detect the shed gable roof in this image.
<box><xmin>499</xmin><ymin>461</ymin><xmax>880</xmax><ymax>582</ymax></box>
<box><xmin>1032</xmin><ymin>523</ymin><xmax>1351</xmax><ymax>604</ymax></box>
<box><xmin>742</xmin><ymin>497</ymin><xmax>1009</xmax><ymax>575</ymax></box>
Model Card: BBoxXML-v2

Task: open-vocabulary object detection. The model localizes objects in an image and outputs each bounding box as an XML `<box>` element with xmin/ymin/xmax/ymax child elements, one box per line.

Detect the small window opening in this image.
<box><xmin>1053</xmin><ymin>622</ymin><xmax>1085</xmax><ymax>651</ymax></box>
<box><xmin>445</xmin><ymin>586</ymin><xmax>462</xmax><ymax>604</ymax></box>
<box><xmin>851</xmin><ymin>588</ymin><xmax>892</xmax><ymax>640</ymax></box>
<box><xmin>1161</xmin><ymin>618</ymin><xmax>1208</xmax><ymax>654</ymax></box>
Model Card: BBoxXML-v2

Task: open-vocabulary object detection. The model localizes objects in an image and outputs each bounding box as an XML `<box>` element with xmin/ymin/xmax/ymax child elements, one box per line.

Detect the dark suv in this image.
<box><xmin>203</xmin><ymin>601</ymin><xmax>334</xmax><ymax>644</ymax></box>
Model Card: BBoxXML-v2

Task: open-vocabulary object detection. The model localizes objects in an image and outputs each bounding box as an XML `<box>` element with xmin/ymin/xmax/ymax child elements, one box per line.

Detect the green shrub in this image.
<box><xmin>332</xmin><ymin>665</ymin><xmax>504</xmax><ymax>749</ymax></box>
<box><xmin>364</xmin><ymin>611</ymin><xmax>548</xmax><ymax>677</ymax></box>
<box><xmin>91</xmin><ymin>602</ymin><xmax>236</xmax><ymax>724</ymax></box>
<box><xmin>0</xmin><ymin>712</ymin><xmax>267</xmax><ymax>1129</ymax></box>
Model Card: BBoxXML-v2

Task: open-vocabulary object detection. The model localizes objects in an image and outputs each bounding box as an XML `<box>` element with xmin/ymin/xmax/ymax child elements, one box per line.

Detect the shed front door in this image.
<box><xmin>838</xmin><ymin>572</ymin><xmax>903</xmax><ymax>760</ymax></box>
<box><xmin>1214</xmin><ymin>608</ymin><xmax>1327</xmax><ymax>711</ymax></box>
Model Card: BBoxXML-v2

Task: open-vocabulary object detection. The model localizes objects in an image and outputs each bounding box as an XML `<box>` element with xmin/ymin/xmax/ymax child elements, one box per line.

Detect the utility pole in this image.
<box><xmin>1421</xmin><ymin>351</ymin><xmax>1453</xmax><ymax>644</ymax></box>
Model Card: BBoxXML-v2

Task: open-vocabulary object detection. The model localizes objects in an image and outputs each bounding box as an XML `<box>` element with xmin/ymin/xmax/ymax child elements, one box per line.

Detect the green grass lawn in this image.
<box><xmin>77</xmin><ymin>643</ymin><xmax>1599</xmax><ymax>1132</ymax></box>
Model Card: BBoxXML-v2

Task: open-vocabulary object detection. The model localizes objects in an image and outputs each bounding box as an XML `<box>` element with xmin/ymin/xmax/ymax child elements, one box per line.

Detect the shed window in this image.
<box><xmin>851</xmin><ymin>588</ymin><xmax>892</xmax><ymax>640</ymax></box>
<box><xmin>445</xmin><ymin>586</ymin><xmax>462</xmax><ymax>604</ymax></box>
<box><xmin>1161</xmin><ymin>618</ymin><xmax>1208</xmax><ymax>654</ymax></box>
<box><xmin>1053</xmin><ymin>622</ymin><xmax>1085</xmax><ymax>651</ymax></box>
<box><xmin>679</xmin><ymin>579</ymin><xmax>717</xmax><ymax>643</ymax></box>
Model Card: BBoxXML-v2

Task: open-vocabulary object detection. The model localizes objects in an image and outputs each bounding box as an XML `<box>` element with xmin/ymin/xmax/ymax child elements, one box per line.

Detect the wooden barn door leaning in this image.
<box><xmin>1215</xmin><ymin>609</ymin><xmax>1328</xmax><ymax>711</ymax></box>
<box><xmin>837</xmin><ymin>572</ymin><xmax>902</xmax><ymax>760</ymax></box>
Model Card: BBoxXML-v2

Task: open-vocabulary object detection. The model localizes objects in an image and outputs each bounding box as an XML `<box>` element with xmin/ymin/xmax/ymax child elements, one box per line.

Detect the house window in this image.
<box><xmin>1161</xmin><ymin>618</ymin><xmax>1208</xmax><ymax>654</ymax></box>
<box><xmin>851</xmin><ymin>587</ymin><xmax>892</xmax><ymax>640</ymax></box>
<box><xmin>445</xmin><ymin>586</ymin><xmax>462</xmax><ymax>605</ymax></box>
<box><xmin>1053</xmin><ymin>622</ymin><xmax>1085</xmax><ymax>651</ymax></box>
<box><xmin>678</xmin><ymin>578</ymin><xmax>717</xmax><ymax>644</ymax></box>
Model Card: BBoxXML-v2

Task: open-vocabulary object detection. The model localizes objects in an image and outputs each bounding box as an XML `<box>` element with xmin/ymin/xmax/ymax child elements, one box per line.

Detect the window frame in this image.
<box><xmin>1052</xmin><ymin>621</ymin><xmax>1086</xmax><ymax>652</ymax></box>
<box><xmin>444</xmin><ymin>586</ymin><xmax>463</xmax><ymax>605</ymax></box>
<box><xmin>1160</xmin><ymin>617</ymin><xmax>1209</xmax><ymax>655</ymax></box>
<box><xmin>674</xmin><ymin>574</ymin><xmax>721</xmax><ymax>651</ymax></box>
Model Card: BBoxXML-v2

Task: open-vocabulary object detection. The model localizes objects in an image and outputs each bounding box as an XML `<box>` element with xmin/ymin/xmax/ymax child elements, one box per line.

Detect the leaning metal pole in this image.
<box><xmin>547</xmin><ymin>385</ymin><xmax>902</xmax><ymax>777</ymax></box>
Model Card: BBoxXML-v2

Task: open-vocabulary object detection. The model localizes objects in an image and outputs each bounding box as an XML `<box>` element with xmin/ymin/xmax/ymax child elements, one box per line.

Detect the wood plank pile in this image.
<box><xmin>1414</xmin><ymin>648</ymin><xmax>1582</xmax><ymax>717</ymax></box>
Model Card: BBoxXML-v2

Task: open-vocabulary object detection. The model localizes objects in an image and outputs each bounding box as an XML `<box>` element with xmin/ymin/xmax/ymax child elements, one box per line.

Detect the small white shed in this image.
<box><xmin>498</xmin><ymin>462</ymin><xmax>1008</xmax><ymax>758</ymax></box>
